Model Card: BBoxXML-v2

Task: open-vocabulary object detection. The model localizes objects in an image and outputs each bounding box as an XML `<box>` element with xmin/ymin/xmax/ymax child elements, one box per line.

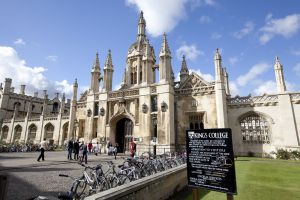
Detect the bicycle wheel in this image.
<box><xmin>97</xmin><ymin>177</ymin><xmax>110</xmax><ymax>191</ymax></box>
<box><xmin>117</xmin><ymin>174</ymin><xmax>130</xmax><ymax>185</ymax></box>
<box><xmin>106</xmin><ymin>174</ymin><xmax>118</xmax><ymax>188</ymax></box>
<box><xmin>73</xmin><ymin>178</ymin><xmax>88</xmax><ymax>199</ymax></box>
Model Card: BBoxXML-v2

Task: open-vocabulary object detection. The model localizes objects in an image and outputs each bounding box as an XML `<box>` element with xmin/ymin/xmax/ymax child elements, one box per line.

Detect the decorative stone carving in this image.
<box><xmin>161</xmin><ymin>101</ymin><xmax>167</xmax><ymax>112</ymax></box>
<box><xmin>142</xmin><ymin>103</ymin><xmax>148</xmax><ymax>113</ymax></box>
<box><xmin>87</xmin><ymin>108</ymin><xmax>92</xmax><ymax>117</ymax></box>
<box><xmin>100</xmin><ymin>107</ymin><xmax>105</xmax><ymax>116</ymax></box>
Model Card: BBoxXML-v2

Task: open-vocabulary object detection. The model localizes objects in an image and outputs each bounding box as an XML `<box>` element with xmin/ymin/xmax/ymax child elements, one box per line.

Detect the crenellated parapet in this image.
<box><xmin>228</xmin><ymin>94</ymin><xmax>279</xmax><ymax>107</ymax></box>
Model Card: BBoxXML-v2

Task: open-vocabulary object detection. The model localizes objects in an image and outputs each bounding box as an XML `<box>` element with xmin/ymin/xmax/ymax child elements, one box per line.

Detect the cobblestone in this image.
<box><xmin>0</xmin><ymin>151</ymin><xmax>126</xmax><ymax>200</ymax></box>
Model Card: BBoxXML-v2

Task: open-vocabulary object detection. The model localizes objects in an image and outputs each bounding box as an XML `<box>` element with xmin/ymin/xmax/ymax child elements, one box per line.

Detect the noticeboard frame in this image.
<box><xmin>186</xmin><ymin>128</ymin><xmax>237</xmax><ymax>195</ymax></box>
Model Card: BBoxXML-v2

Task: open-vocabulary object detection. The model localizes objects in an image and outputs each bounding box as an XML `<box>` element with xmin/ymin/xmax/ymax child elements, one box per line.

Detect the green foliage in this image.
<box><xmin>274</xmin><ymin>148</ymin><xmax>300</xmax><ymax>160</ymax></box>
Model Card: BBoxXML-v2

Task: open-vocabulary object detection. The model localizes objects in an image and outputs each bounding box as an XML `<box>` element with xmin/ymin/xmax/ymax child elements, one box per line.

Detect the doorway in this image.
<box><xmin>115</xmin><ymin>118</ymin><xmax>133</xmax><ymax>153</ymax></box>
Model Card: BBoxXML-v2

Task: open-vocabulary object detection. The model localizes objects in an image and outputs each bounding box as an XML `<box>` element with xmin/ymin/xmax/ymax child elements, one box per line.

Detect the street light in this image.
<box><xmin>74</xmin><ymin>119</ymin><xmax>79</xmax><ymax>140</ymax></box>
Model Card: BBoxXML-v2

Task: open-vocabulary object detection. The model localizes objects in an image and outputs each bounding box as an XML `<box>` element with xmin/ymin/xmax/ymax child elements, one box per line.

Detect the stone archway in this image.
<box><xmin>115</xmin><ymin>118</ymin><xmax>133</xmax><ymax>153</ymax></box>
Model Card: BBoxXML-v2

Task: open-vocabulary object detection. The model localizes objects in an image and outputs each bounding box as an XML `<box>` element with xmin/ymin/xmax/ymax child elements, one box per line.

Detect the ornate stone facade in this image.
<box><xmin>1</xmin><ymin>12</ymin><xmax>299</xmax><ymax>155</ymax></box>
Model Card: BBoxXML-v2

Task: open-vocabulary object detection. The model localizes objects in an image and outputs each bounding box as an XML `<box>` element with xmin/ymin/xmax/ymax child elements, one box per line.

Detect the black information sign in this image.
<box><xmin>186</xmin><ymin>128</ymin><xmax>237</xmax><ymax>194</ymax></box>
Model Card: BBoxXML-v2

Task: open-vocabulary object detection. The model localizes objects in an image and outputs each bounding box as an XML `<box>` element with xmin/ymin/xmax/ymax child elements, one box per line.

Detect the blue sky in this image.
<box><xmin>0</xmin><ymin>0</ymin><xmax>300</xmax><ymax>98</ymax></box>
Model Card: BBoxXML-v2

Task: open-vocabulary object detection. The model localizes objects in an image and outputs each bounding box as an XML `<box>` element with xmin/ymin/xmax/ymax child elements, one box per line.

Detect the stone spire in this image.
<box><xmin>223</xmin><ymin>68</ymin><xmax>230</xmax><ymax>95</ymax></box>
<box><xmin>159</xmin><ymin>33</ymin><xmax>171</xmax><ymax>57</ymax></box>
<box><xmin>274</xmin><ymin>56</ymin><xmax>287</xmax><ymax>93</ymax></box>
<box><xmin>143</xmin><ymin>39</ymin><xmax>152</xmax><ymax>60</ymax></box>
<box><xmin>159</xmin><ymin>33</ymin><xmax>173</xmax><ymax>84</ymax></box>
<box><xmin>214</xmin><ymin>48</ymin><xmax>223</xmax><ymax>81</ymax></box>
<box><xmin>104</xmin><ymin>50</ymin><xmax>113</xmax><ymax>69</ymax></box>
<box><xmin>90</xmin><ymin>52</ymin><xmax>102</xmax><ymax>92</ymax></box>
<box><xmin>92</xmin><ymin>52</ymin><xmax>101</xmax><ymax>72</ymax></box>
<box><xmin>180</xmin><ymin>55</ymin><xmax>189</xmax><ymax>83</ymax></box>
<box><xmin>103</xmin><ymin>50</ymin><xmax>114</xmax><ymax>91</ymax></box>
<box><xmin>137</xmin><ymin>11</ymin><xmax>146</xmax><ymax>40</ymax></box>
<box><xmin>214</xmin><ymin>48</ymin><xmax>228</xmax><ymax>128</ymax></box>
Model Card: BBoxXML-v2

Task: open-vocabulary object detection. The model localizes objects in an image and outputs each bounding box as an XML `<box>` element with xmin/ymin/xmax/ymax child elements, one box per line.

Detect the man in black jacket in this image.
<box><xmin>73</xmin><ymin>140</ymin><xmax>80</xmax><ymax>160</ymax></box>
<box><xmin>67</xmin><ymin>140</ymin><xmax>73</xmax><ymax>160</ymax></box>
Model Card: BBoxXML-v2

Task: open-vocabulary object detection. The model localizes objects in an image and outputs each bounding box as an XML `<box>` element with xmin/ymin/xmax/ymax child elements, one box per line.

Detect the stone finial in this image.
<box><xmin>180</xmin><ymin>55</ymin><xmax>188</xmax><ymax>73</ymax></box>
<box><xmin>214</xmin><ymin>48</ymin><xmax>221</xmax><ymax>60</ymax></box>
<box><xmin>10</xmin><ymin>87</ymin><xmax>15</xmax><ymax>93</ymax></box>
<box><xmin>92</xmin><ymin>52</ymin><xmax>101</xmax><ymax>71</ymax></box>
<box><xmin>74</xmin><ymin>78</ymin><xmax>78</xmax><ymax>87</ymax></box>
<box><xmin>55</xmin><ymin>92</ymin><xmax>59</xmax><ymax>98</ymax></box>
<box><xmin>104</xmin><ymin>49</ymin><xmax>113</xmax><ymax>69</ymax></box>
<box><xmin>160</xmin><ymin>33</ymin><xmax>171</xmax><ymax>56</ymax></box>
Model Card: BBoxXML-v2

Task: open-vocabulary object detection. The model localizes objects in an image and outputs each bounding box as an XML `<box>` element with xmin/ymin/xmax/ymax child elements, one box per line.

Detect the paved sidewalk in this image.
<box><xmin>0</xmin><ymin>151</ymin><xmax>127</xmax><ymax>200</ymax></box>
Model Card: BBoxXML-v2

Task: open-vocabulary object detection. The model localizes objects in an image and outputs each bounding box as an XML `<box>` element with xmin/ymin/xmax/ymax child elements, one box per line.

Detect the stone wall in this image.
<box><xmin>85</xmin><ymin>164</ymin><xmax>187</xmax><ymax>200</ymax></box>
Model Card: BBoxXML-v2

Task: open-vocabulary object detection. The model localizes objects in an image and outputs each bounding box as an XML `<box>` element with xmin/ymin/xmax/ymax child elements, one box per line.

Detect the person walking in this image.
<box><xmin>37</xmin><ymin>138</ymin><xmax>48</xmax><ymax>162</ymax></box>
<box><xmin>113</xmin><ymin>143</ymin><xmax>118</xmax><ymax>160</ymax></box>
<box><xmin>129</xmin><ymin>139</ymin><xmax>136</xmax><ymax>158</ymax></box>
<box><xmin>67</xmin><ymin>140</ymin><xmax>74</xmax><ymax>160</ymax></box>
<box><xmin>94</xmin><ymin>142</ymin><xmax>100</xmax><ymax>156</ymax></box>
<box><xmin>88</xmin><ymin>141</ymin><xmax>93</xmax><ymax>155</ymax></box>
<box><xmin>79</xmin><ymin>141</ymin><xmax>88</xmax><ymax>164</ymax></box>
<box><xmin>74</xmin><ymin>140</ymin><xmax>80</xmax><ymax>160</ymax></box>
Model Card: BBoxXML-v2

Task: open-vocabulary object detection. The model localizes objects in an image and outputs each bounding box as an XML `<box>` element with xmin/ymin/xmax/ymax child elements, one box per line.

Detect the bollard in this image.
<box><xmin>0</xmin><ymin>175</ymin><xmax>8</xmax><ymax>200</ymax></box>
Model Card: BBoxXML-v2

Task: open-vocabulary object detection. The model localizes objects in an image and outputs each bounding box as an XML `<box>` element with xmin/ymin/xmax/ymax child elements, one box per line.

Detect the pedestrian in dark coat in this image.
<box><xmin>74</xmin><ymin>140</ymin><xmax>80</xmax><ymax>160</ymax></box>
<box><xmin>67</xmin><ymin>140</ymin><xmax>74</xmax><ymax>160</ymax></box>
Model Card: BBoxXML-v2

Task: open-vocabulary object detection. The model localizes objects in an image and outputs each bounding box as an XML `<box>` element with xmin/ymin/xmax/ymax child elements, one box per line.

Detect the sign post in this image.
<box><xmin>186</xmin><ymin>128</ymin><xmax>237</xmax><ymax>199</ymax></box>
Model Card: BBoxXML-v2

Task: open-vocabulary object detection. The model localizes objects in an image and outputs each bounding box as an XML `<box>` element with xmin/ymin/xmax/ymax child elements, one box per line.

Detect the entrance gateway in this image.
<box><xmin>115</xmin><ymin>118</ymin><xmax>133</xmax><ymax>153</ymax></box>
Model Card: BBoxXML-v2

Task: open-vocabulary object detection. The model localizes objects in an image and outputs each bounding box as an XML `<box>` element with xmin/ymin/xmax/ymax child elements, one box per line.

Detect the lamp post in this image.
<box><xmin>74</xmin><ymin>119</ymin><xmax>79</xmax><ymax>140</ymax></box>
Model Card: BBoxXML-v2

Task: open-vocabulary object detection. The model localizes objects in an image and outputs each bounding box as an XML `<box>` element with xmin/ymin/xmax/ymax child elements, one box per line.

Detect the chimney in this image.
<box><xmin>20</xmin><ymin>85</ymin><xmax>26</xmax><ymax>95</ymax></box>
<box><xmin>55</xmin><ymin>92</ymin><xmax>59</xmax><ymax>99</ymax></box>
<box><xmin>34</xmin><ymin>92</ymin><xmax>38</xmax><ymax>98</ymax></box>
<box><xmin>10</xmin><ymin>87</ymin><xmax>15</xmax><ymax>93</ymax></box>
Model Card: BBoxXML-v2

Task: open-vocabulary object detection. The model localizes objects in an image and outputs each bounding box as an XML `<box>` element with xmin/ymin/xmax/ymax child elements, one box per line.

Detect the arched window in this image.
<box><xmin>1</xmin><ymin>126</ymin><xmax>9</xmax><ymax>141</ymax></box>
<box><xmin>52</xmin><ymin>102</ymin><xmax>59</xmax><ymax>113</ymax></box>
<box><xmin>190</xmin><ymin>123</ymin><xmax>194</xmax><ymax>130</ymax></box>
<box><xmin>44</xmin><ymin>123</ymin><xmax>54</xmax><ymax>140</ymax></box>
<box><xmin>240</xmin><ymin>114</ymin><xmax>270</xmax><ymax>144</ymax></box>
<box><xmin>200</xmin><ymin>122</ymin><xmax>204</xmax><ymax>130</ymax></box>
<box><xmin>195</xmin><ymin>123</ymin><xmax>199</xmax><ymax>130</ymax></box>
<box><xmin>28</xmin><ymin>124</ymin><xmax>37</xmax><ymax>141</ymax></box>
<box><xmin>14</xmin><ymin>125</ymin><xmax>22</xmax><ymax>142</ymax></box>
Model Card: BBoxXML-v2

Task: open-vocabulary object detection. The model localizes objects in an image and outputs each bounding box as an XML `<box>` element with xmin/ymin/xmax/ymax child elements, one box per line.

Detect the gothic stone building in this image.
<box><xmin>1</xmin><ymin>12</ymin><xmax>300</xmax><ymax>156</ymax></box>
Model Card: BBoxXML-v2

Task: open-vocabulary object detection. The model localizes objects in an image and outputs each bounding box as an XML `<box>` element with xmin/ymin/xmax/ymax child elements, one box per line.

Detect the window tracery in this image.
<box><xmin>240</xmin><ymin>114</ymin><xmax>270</xmax><ymax>144</ymax></box>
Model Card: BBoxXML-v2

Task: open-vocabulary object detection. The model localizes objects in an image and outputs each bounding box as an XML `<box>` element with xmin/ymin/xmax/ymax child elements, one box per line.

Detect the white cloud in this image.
<box><xmin>126</xmin><ymin>0</ymin><xmax>188</xmax><ymax>37</ymax></box>
<box><xmin>14</xmin><ymin>38</ymin><xmax>26</xmax><ymax>46</ymax></box>
<box><xmin>176</xmin><ymin>43</ymin><xmax>204</xmax><ymax>61</ymax></box>
<box><xmin>292</xmin><ymin>50</ymin><xmax>300</xmax><ymax>56</ymax></box>
<box><xmin>0</xmin><ymin>46</ymin><xmax>73</xmax><ymax>98</ymax></box>
<box><xmin>236</xmin><ymin>62</ymin><xmax>270</xmax><ymax>86</ymax></box>
<box><xmin>228</xmin><ymin>57</ymin><xmax>238</xmax><ymax>65</ymax></box>
<box><xmin>211</xmin><ymin>32</ymin><xmax>222</xmax><ymax>40</ymax></box>
<box><xmin>253</xmin><ymin>80</ymin><xmax>296</xmax><ymax>95</ymax></box>
<box><xmin>46</xmin><ymin>55</ymin><xmax>58</xmax><ymax>62</ymax></box>
<box><xmin>199</xmin><ymin>15</ymin><xmax>211</xmax><ymax>24</ymax></box>
<box><xmin>189</xmin><ymin>69</ymin><xmax>214</xmax><ymax>82</ymax></box>
<box><xmin>233</xmin><ymin>21</ymin><xmax>255</xmax><ymax>39</ymax></box>
<box><xmin>229</xmin><ymin>82</ymin><xmax>239</xmax><ymax>96</ymax></box>
<box><xmin>259</xmin><ymin>14</ymin><xmax>300</xmax><ymax>44</ymax></box>
<box><xmin>190</xmin><ymin>0</ymin><xmax>217</xmax><ymax>10</ymax></box>
<box><xmin>294</xmin><ymin>63</ymin><xmax>300</xmax><ymax>76</ymax></box>
<box><xmin>254</xmin><ymin>80</ymin><xmax>277</xmax><ymax>95</ymax></box>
